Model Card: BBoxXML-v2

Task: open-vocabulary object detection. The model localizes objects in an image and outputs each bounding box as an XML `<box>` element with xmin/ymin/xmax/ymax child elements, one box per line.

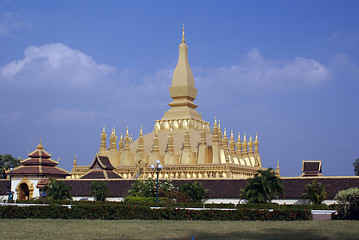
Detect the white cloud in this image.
<box><xmin>195</xmin><ymin>49</ymin><xmax>331</xmax><ymax>91</ymax></box>
<box><xmin>0</xmin><ymin>43</ymin><xmax>117</xmax><ymax>88</ymax></box>
<box><xmin>0</xmin><ymin>12</ymin><xmax>31</xmax><ymax>37</ymax></box>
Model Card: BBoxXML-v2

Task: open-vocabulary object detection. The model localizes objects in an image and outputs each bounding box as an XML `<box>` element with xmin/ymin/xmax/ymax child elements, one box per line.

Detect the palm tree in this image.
<box><xmin>91</xmin><ymin>181</ymin><xmax>110</xmax><ymax>201</ymax></box>
<box><xmin>241</xmin><ymin>168</ymin><xmax>284</xmax><ymax>203</ymax></box>
<box><xmin>43</xmin><ymin>179</ymin><xmax>72</xmax><ymax>200</ymax></box>
<box><xmin>302</xmin><ymin>179</ymin><xmax>327</xmax><ymax>204</ymax></box>
<box><xmin>178</xmin><ymin>181</ymin><xmax>208</xmax><ymax>203</ymax></box>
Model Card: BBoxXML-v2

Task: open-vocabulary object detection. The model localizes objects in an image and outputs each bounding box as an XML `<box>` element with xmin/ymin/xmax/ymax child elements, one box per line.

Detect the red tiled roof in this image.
<box><xmin>28</xmin><ymin>149</ymin><xmax>51</xmax><ymax>158</ymax></box>
<box><xmin>36</xmin><ymin>179</ymin><xmax>50</xmax><ymax>188</ymax></box>
<box><xmin>21</xmin><ymin>158</ymin><xmax>58</xmax><ymax>166</ymax></box>
<box><xmin>98</xmin><ymin>156</ymin><xmax>115</xmax><ymax>170</ymax></box>
<box><xmin>41</xmin><ymin>166</ymin><xmax>70</xmax><ymax>176</ymax></box>
<box><xmin>11</xmin><ymin>165</ymin><xmax>70</xmax><ymax>177</ymax></box>
<box><xmin>80</xmin><ymin>170</ymin><xmax>122</xmax><ymax>179</ymax></box>
<box><xmin>12</xmin><ymin>166</ymin><xmax>40</xmax><ymax>175</ymax></box>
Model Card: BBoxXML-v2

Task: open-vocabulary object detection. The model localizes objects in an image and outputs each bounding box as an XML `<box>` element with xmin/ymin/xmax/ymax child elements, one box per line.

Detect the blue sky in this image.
<box><xmin>0</xmin><ymin>0</ymin><xmax>358</xmax><ymax>177</ymax></box>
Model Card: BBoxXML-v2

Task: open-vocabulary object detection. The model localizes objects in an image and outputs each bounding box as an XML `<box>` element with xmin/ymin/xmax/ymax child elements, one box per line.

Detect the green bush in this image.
<box><xmin>334</xmin><ymin>187</ymin><xmax>359</xmax><ymax>220</ymax></box>
<box><xmin>0</xmin><ymin>205</ymin><xmax>312</xmax><ymax>221</ymax></box>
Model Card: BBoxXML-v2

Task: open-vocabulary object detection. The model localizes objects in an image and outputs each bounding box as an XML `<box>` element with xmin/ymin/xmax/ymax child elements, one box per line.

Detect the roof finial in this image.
<box><xmin>37</xmin><ymin>138</ymin><xmax>44</xmax><ymax>150</ymax></box>
<box><xmin>182</xmin><ymin>22</ymin><xmax>185</xmax><ymax>43</ymax></box>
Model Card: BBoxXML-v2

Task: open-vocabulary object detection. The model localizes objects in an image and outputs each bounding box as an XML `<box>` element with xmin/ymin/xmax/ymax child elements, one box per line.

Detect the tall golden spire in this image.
<box><xmin>161</xmin><ymin>24</ymin><xmax>202</xmax><ymax>122</ymax></box>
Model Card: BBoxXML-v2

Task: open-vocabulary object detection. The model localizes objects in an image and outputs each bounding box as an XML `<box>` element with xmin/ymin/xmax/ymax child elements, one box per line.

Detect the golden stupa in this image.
<box><xmin>71</xmin><ymin>26</ymin><xmax>264</xmax><ymax>180</ymax></box>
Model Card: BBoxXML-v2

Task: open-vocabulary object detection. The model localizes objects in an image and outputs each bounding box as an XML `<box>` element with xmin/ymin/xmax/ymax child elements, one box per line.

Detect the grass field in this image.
<box><xmin>0</xmin><ymin>219</ymin><xmax>358</xmax><ymax>240</ymax></box>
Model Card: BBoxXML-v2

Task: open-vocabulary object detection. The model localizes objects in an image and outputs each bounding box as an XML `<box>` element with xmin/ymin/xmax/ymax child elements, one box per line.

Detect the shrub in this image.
<box><xmin>178</xmin><ymin>181</ymin><xmax>208</xmax><ymax>203</ymax></box>
<box><xmin>334</xmin><ymin>187</ymin><xmax>359</xmax><ymax>220</ymax></box>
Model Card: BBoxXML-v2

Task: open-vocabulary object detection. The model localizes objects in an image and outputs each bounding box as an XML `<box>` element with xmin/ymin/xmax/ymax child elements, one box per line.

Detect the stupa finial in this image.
<box><xmin>182</xmin><ymin>22</ymin><xmax>185</xmax><ymax>43</ymax></box>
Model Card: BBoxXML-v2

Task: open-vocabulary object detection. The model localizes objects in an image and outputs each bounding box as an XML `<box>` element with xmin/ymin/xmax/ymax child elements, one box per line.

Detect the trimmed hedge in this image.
<box><xmin>204</xmin><ymin>203</ymin><xmax>236</xmax><ymax>209</ymax></box>
<box><xmin>237</xmin><ymin>203</ymin><xmax>279</xmax><ymax>210</ymax></box>
<box><xmin>0</xmin><ymin>205</ymin><xmax>312</xmax><ymax>221</ymax></box>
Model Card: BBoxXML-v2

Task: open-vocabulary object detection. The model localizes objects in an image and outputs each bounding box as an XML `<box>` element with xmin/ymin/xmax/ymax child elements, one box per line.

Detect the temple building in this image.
<box><xmin>71</xmin><ymin>26</ymin><xmax>264</xmax><ymax>180</ymax></box>
<box><xmin>6</xmin><ymin>140</ymin><xmax>70</xmax><ymax>200</ymax></box>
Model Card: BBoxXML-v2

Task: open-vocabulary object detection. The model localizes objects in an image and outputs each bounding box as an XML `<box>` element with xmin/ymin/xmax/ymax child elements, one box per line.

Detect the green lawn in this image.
<box><xmin>0</xmin><ymin>219</ymin><xmax>358</xmax><ymax>240</ymax></box>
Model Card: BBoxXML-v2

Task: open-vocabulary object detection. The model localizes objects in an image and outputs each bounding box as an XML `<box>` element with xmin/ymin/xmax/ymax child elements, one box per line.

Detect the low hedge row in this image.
<box><xmin>0</xmin><ymin>205</ymin><xmax>312</xmax><ymax>221</ymax></box>
<box><xmin>9</xmin><ymin>199</ymin><xmax>337</xmax><ymax>211</ymax></box>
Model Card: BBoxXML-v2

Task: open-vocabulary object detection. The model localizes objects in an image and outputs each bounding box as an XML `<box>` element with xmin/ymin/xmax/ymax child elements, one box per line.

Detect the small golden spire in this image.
<box><xmin>73</xmin><ymin>153</ymin><xmax>77</xmax><ymax>166</ymax></box>
<box><xmin>277</xmin><ymin>159</ymin><xmax>280</xmax><ymax>175</ymax></box>
<box><xmin>102</xmin><ymin>125</ymin><xmax>106</xmax><ymax>133</ymax></box>
<box><xmin>237</xmin><ymin>132</ymin><xmax>241</xmax><ymax>143</ymax></box>
<box><xmin>140</xmin><ymin>125</ymin><xmax>143</xmax><ymax>136</ymax></box>
<box><xmin>230</xmin><ymin>130</ymin><xmax>234</xmax><ymax>140</ymax></box>
<box><xmin>182</xmin><ymin>22</ymin><xmax>185</xmax><ymax>43</ymax></box>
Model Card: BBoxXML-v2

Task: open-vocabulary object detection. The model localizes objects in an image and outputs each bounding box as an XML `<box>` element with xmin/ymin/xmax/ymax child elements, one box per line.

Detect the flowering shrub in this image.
<box><xmin>334</xmin><ymin>187</ymin><xmax>359</xmax><ymax>220</ymax></box>
<box><xmin>0</xmin><ymin>205</ymin><xmax>311</xmax><ymax>221</ymax></box>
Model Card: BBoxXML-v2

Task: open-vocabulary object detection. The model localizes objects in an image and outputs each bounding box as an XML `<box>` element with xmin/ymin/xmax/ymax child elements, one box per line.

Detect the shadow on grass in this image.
<box><xmin>165</xmin><ymin>227</ymin><xmax>356</xmax><ymax>240</ymax></box>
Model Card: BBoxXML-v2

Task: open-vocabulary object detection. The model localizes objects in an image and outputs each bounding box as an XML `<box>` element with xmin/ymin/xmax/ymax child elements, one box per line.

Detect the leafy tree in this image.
<box><xmin>335</xmin><ymin>187</ymin><xmax>359</xmax><ymax>220</ymax></box>
<box><xmin>178</xmin><ymin>181</ymin><xmax>208</xmax><ymax>203</ymax></box>
<box><xmin>241</xmin><ymin>168</ymin><xmax>284</xmax><ymax>203</ymax></box>
<box><xmin>0</xmin><ymin>154</ymin><xmax>20</xmax><ymax>179</ymax></box>
<box><xmin>353</xmin><ymin>158</ymin><xmax>359</xmax><ymax>176</ymax></box>
<box><xmin>91</xmin><ymin>181</ymin><xmax>109</xmax><ymax>201</ymax></box>
<box><xmin>43</xmin><ymin>179</ymin><xmax>72</xmax><ymax>200</ymax></box>
<box><xmin>128</xmin><ymin>178</ymin><xmax>175</xmax><ymax>198</ymax></box>
<box><xmin>302</xmin><ymin>179</ymin><xmax>327</xmax><ymax>204</ymax></box>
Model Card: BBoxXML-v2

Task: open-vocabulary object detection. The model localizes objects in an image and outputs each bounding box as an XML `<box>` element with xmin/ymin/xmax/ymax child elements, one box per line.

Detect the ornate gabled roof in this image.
<box><xmin>301</xmin><ymin>160</ymin><xmax>322</xmax><ymax>177</ymax></box>
<box><xmin>28</xmin><ymin>139</ymin><xmax>52</xmax><ymax>158</ymax></box>
<box><xmin>89</xmin><ymin>155</ymin><xmax>115</xmax><ymax>170</ymax></box>
<box><xmin>79</xmin><ymin>155</ymin><xmax>121</xmax><ymax>179</ymax></box>
<box><xmin>8</xmin><ymin>140</ymin><xmax>70</xmax><ymax>177</ymax></box>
